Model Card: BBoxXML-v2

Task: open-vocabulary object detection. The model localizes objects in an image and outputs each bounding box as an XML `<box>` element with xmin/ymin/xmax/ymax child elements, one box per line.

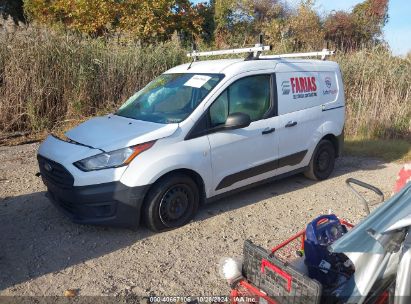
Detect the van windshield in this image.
<box><xmin>116</xmin><ymin>73</ymin><xmax>224</xmax><ymax>124</ymax></box>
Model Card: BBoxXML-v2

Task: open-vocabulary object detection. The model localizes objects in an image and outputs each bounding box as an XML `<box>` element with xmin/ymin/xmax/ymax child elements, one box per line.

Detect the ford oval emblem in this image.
<box><xmin>44</xmin><ymin>162</ymin><xmax>53</xmax><ymax>172</ymax></box>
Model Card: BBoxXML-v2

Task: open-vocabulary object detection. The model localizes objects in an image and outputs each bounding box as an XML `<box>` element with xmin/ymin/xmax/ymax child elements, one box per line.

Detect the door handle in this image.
<box><xmin>262</xmin><ymin>127</ymin><xmax>275</xmax><ymax>135</ymax></box>
<box><xmin>285</xmin><ymin>121</ymin><xmax>297</xmax><ymax>128</ymax></box>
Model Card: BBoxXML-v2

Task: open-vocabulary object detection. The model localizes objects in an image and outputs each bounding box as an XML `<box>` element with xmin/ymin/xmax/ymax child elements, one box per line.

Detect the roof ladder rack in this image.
<box><xmin>187</xmin><ymin>47</ymin><xmax>334</xmax><ymax>61</ymax></box>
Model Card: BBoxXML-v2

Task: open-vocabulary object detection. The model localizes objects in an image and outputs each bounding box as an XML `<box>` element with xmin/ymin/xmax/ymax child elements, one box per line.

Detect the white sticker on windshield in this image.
<box><xmin>184</xmin><ymin>75</ymin><xmax>211</xmax><ymax>88</ymax></box>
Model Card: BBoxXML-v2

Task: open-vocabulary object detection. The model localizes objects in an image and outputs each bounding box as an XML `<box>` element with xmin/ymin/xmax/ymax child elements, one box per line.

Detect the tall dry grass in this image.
<box><xmin>337</xmin><ymin>49</ymin><xmax>411</xmax><ymax>139</ymax></box>
<box><xmin>0</xmin><ymin>26</ymin><xmax>185</xmax><ymax>133</ymax></box>
<box><xmin>0</xmin><ymin>26</ymin><xmax>410</xmax><ymax>139</ymax></box>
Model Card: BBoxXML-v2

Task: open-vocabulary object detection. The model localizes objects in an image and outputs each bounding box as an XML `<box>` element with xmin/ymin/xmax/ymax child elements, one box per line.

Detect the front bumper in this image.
<box><xmin>39</xmin><ymin>157</ymin><xmax>150</xmax><ymax>228</ymax></box>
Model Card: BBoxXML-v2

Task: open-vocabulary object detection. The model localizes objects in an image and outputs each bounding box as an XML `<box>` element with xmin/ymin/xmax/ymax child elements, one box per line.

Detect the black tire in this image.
<box><xmin>304</xmin><ymin>140</ymin><xmax>336</xmax><ymax>181</ymax></box>
<box><xmin>143</xmin><ymin>173</ymin><xmax>199</xmax><ymax>232</ymax></box>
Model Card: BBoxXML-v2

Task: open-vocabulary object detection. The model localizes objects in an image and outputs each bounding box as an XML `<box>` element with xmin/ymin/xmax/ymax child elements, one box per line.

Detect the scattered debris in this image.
<box><xmin>63</xmin><ymin>289</ymin><xmax>79</xmax><ymax>297</ymax></box>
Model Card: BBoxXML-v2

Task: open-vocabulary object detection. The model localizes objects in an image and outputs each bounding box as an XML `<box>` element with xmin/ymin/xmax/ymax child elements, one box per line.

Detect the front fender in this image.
<box><xmin>119</xmin><ymin>136</ymin><xmax>213</xmax><ymax>196</ymax></box>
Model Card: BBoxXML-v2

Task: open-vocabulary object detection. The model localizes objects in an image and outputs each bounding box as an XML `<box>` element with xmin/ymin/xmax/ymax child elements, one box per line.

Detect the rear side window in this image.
<box><xmin>209</xmin><ymin>75</ymin><xmax>271</xmax><ymax>127</ymax></box>
<box><xmin>276</xmin><ymin>72</ymin><xmax>321</xmax><ymax>115</ymax></box>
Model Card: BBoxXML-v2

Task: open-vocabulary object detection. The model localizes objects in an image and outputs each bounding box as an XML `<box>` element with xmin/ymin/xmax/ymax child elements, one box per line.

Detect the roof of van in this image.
<box><xmin>165</xmin><ymin>58</ymin><xmax>339</xmax><ymax>76</ymax></box>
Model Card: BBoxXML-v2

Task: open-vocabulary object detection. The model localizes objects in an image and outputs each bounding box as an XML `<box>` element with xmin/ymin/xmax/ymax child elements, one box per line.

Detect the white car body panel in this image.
<box><xmin>208</xmin><ymin>116</ymin><xmax>280</xmax><ymax>196</ymax></box>
<box><xmin>120</xmin><ymin>133</ymin><xmax>213</xmax><ymax>193</ymax></box>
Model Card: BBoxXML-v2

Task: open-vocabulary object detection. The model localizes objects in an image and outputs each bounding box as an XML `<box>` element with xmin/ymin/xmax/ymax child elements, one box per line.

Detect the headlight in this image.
<box><xmin>74</xmin><ymin>141</ymin><xmax>155</xmax><ymax>172</ymax></box>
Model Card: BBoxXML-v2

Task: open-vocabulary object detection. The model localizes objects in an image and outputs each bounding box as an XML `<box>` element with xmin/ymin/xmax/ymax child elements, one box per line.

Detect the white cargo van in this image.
<box><xmin>37</xmin><ymin>47</ymin><xmax>344</xmax><ymax>231</ymax></box>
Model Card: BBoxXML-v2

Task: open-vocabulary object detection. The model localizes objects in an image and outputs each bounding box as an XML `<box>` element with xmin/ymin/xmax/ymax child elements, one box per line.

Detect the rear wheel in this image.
<box><xmin>143</xmin><ymin>173</ymin><xmax>199</xmax><ymax>232</ymax></box>
<box><xmin>305</xmin><ymin>140</ymin><xmax>336</xmax><ymax>181</ymax></box>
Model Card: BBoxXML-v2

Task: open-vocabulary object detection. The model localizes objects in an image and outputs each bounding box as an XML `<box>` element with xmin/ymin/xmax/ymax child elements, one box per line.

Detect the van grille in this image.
<box><xmin>37</xmin><ymin>155</ymin><xmax>74</xmax><ymax>187</ymax></box>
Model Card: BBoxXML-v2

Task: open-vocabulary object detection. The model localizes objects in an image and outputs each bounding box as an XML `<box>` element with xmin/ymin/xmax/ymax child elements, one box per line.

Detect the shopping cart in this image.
<box><xmin>230</xmin><ymin>178</ymin><xmax>389</xmax><ymax>304</ymax></box>
<box><xmin>231</xmin><ymin>218</ymin><xmax>353</xmax><ymax>304</ymax></box>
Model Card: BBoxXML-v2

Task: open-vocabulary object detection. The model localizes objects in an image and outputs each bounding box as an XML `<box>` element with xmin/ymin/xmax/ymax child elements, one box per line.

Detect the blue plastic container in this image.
<box><xmin>304</xmin><ymin>214</ymin><xmax>348</xmax><ymax>286</ymax></box>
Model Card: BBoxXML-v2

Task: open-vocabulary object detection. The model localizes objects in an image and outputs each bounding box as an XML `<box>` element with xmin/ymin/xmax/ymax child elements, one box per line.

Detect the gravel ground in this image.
<box><xmin>0</xmin><ymin>143</ymin><xmax>403</xmax><ymax>297</ymax></box>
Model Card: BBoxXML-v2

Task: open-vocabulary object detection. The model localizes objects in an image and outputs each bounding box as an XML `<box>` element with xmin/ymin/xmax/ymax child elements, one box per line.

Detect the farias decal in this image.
<box><xmin>290</xmin><ymin>77</ymin><xmax>317</xmax><ymax>99</ymax></box>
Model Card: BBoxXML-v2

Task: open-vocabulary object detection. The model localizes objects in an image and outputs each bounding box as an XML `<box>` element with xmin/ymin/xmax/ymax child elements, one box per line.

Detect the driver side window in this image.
<box><xmin>209</xmin><ymin>75</ymin><xmax>271</xmax><ymax>127</ymax></box>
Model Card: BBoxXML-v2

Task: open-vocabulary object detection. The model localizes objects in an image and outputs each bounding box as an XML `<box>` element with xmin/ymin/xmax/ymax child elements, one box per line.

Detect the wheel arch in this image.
<box><xmin>321</xmin><ymin>133</ymin><xmax>342</xmax><ymax>157</ymax></box>
<box><xmin>141</xmin><ymin>168</ymin><xmax>207</xmax><ymax>214</ymax></box>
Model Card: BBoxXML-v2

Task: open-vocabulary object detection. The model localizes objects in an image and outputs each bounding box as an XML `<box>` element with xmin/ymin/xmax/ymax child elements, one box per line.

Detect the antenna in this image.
<box><xmin>187</xmin><ymin>42</ymin><xmax>198</xmax><ymax>69</ymax></box>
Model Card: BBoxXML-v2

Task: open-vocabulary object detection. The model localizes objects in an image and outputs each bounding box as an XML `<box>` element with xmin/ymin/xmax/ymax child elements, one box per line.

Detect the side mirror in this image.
<box><xmin>224</xmin><ymin>112</ymin><xmax>251</xmax><ymax>130</ymax></box>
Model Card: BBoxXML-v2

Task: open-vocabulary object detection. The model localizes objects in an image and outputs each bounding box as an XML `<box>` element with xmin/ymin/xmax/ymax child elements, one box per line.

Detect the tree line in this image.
<box><xmin>2</xmin><ymin>0</ymin><xmax>389</xmax><ymax>51</ymax></box>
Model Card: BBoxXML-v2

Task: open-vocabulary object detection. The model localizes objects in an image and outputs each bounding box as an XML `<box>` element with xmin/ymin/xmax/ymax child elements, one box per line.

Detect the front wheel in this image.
<box><xmin>143</xmin><ymin>173</ymin><xmax>199</xmax><ymax>232</ymax></box>
<box><xmin>305</xmin><ymin>140</ymin><xmax>336</xmax><ymax>181</ymax></box>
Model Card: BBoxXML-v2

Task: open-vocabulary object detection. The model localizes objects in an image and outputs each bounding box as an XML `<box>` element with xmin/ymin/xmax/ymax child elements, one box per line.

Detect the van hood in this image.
<box><xmin>65</xmin><ymin>115</ymin><xmax>178</xmax><ymax>151</ymax></box>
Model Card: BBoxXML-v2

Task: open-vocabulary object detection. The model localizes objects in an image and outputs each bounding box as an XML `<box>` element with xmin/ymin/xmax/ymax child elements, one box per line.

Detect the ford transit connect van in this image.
<box><xmin>37</xmin><ymin>48</ymin><xmax>344</xmax><ymax>231</ymax></box>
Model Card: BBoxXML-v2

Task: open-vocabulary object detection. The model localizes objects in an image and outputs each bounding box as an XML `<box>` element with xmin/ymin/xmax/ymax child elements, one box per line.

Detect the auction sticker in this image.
<box><xmin>184</xmin><ymin>75</ymin><xmax>211</xmax><ymax>88</ymax></box>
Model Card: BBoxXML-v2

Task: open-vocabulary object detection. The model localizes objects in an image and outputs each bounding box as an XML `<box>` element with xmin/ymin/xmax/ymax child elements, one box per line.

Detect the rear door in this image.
<box><xmin>206</xmin><ymin>74</ymin><xmax>280</xmax><ymax>195</ymax></box>
<box><xmin>275</xmin><ymin>68</ymin><xmax>323</xmax><ymax>174</ymax></box>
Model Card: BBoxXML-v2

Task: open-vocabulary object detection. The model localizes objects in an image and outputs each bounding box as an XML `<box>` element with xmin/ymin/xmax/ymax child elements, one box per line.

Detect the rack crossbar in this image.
<box><xmin>259</xmin><ymin>49</ymin><xmax>335</xmax><ymax>60</ymax></box>
<box><xmin>187</xmin><ymin>45</ymin><xmax>271</xmax><ymax>58</ymax></box>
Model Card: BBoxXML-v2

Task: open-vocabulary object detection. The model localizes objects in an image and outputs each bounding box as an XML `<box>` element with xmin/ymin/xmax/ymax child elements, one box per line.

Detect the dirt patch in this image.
<box><xmin>0</xmin><ymin>143</ymin><xmax>403</xmax><ymax>296</ymax></box>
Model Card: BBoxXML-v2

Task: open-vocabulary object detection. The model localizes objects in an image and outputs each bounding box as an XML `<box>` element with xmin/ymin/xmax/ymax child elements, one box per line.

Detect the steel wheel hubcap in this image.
<box><xmin>317</xmin><ymin>150</ymin><xmax>330</xmax><ymax>172</ymax></box>
<box><xmin>159</xmin><ymin>185</ymin><xmax>190</xmax><ymax>227</ymax></box>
